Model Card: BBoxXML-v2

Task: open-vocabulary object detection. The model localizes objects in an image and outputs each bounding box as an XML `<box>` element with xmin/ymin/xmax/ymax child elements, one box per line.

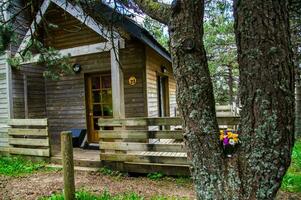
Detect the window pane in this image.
<box><xmin>92</xmin><ymin>77</ymin><xmax>100</xmax><ymax>89</ymax></box>
<box><xmin>102</xmin><ymin>89</ymin><xmax>112</xmax><ymax>104</ymax></box>
<box><xmin>93</xmin><ymin>105</ymin><xmax>102</xmax><ymax>116</ymax></box>
<box><xmin>93</xmin><ymin>92</ymin><xmax>101</xmax><ymax>103</ymax></box>
<box><xmin>103</xmin><ymin>104</ymin><xmax>113</xmax><ymax>117</ymax></box>
<box><xmin>102</xmin><ymin>76</ymin><xmax>111</xmax><ymax>89</ymax></box>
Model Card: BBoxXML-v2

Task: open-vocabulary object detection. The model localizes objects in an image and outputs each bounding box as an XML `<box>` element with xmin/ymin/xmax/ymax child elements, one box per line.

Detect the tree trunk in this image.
<box><xmin>132</xmin><ymin>0</ymin><xmax>294</xmax><ymax>199</ymax></box>
<box><xmin>234</xmin><ymin>0</ymin><xmax>295</xmax><ymax>199</ymax></box>
<box><xmin>295</xmin><ymin>81</ymin><xmax>301</xmax><ymax>139</ymax></box>
<box><xmin>168</xmin><ymin>1</ymin><xmax>224</xmax><ymax>199</ymax></box>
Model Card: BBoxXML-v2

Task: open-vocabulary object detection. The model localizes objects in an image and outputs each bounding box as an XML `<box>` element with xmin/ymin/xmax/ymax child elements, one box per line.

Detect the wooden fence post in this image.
<box><xmin>61</xmin><ymin>131</ymin><xmax>75</xmax><ymax>200</ymax></box>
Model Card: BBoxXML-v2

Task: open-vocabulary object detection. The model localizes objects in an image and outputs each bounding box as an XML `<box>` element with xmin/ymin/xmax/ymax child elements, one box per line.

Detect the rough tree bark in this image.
<box><xmin>133</xmin><ymin>0</ymin><xmax>294</xmax><ymax>199</ymax></box>
<box><xmin>234</xmin><ymin>0</ymin><xmax>295</xmax><ymax>199</ymax></box>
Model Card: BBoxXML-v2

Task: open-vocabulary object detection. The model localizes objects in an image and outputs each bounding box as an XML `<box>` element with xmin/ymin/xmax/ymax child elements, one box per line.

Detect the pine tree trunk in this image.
<box><xmin>234</xmin><ymin>0</ymin><xmax>295</xmax><ymax>199</ymax></box>
<box><xmin>133</xmin><ymin>0</ymin><xmax>295</xmax><ymax>199</ymax></box>
<box><xmin>168</xmin><ymin>1</ymin><xmax>224</xmax><ymax>199</ymax></box>
<box><xmin>295</xmin><ymin>82</ymin><xmax>301</xmax><ymax>139</ymax></box>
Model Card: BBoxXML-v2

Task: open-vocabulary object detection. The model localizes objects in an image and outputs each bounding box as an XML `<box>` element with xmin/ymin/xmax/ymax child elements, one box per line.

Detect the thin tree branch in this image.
<box><xmin>132</xmin><ymin>0</ymin><xmax>171</xmax><ymax>25</ymax></box>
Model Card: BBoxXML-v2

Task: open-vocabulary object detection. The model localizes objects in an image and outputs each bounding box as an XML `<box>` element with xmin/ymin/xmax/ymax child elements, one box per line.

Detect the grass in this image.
<box><xmin>147</xmin><ymin>172</ymin><xmax>164</xmax><ymax>181</ymax></box>
<box><xmin>0</xmin><ymin>156</ymin><xmax>46</xmax><ymax>176</ymax></box>
<box><xmin>40</xmin><ymin>190</ymin><xmax>188</xmax><ymax>200</ymax></box>
<box><xmin>99</xmin><ymin>167</ymin><xmax>125</xmax><ymax>177</ymax></box>
<box><xmin>281</xmin><ymin>139</ymin><xmax>301</xmax><ymax>193</ymax></box>
<box><xmin>0</xmin><ymin>156</ymin><xmax>57</xmax><ymax>176</ymax></box>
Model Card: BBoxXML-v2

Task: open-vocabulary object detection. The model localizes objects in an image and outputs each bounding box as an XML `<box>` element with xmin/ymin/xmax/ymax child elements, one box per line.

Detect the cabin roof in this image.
<box><xmin>93</xmin><ymin>3</ymin><xmax>171</xmax><ymax>62</ymax></box>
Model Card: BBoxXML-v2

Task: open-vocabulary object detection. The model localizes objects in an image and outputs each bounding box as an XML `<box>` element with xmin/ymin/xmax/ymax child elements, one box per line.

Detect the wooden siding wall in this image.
<box><xmin>45</xmin><ymin>53</ymin><xmax>110</xmax><ymax>143</ymax></box>
<box><xmin>0</xmin><ymin>55</ymin><xmax>9</xmax><ymax>151</ymax></box>
<box><xmin>41</xmin><ymin>4</ymin><xmax>105</xmax><ymax>49</ymax></box>
<box><xmin>12</xmin><ymin>64</ymin><xmax>46</xmax><ymax>119</ymax></box>
<box><xmin>145</xmin><ymin>47</ymin><xmax>176</xmax><ymax>117</ymax></box>
<box><xmin>45</xmin><ymin>41</ymin><xmax>146</xmax><ymax>144</ymax></box>
<box><xmin>121</xmin><ymin>42</ymin><xmax>146</xmax><ymax>118</ymax></box>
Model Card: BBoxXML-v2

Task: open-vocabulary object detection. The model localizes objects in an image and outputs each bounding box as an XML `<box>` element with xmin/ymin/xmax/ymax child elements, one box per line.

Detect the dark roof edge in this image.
<box><xmin>93</xmin><ymin>3</ymin><xmax>171</xmax><ymax>62</ymax></box>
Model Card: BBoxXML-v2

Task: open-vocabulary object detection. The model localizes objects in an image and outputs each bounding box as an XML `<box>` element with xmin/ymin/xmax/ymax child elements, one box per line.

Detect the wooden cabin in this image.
<box><xmin>0</xmin><ymin>1</ymin><xmax>240</xmax><ymax>175</ymax></box>
<box><xmin>0</xmin><ymin>1</ymin><xmax>176</xmax><ymax>153</ymax></box>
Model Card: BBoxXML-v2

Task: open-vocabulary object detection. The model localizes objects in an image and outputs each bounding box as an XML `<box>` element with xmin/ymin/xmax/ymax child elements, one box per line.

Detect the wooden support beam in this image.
<box><xmin>23</xmin><ymin>74</ymin><xmax>28</xmax><ymax>118</ymax></box>
<box><xmin>21</xmin><ymin>42</ymin><xmax>114</xmax><ymax>64</ymax></box>
<box><xmin>111</xmin><ymin>42</ymin><xmax>125</xmax><ymax>118</ymax></box>
<box><xmin>5</xmin><ymin>51</ymin><xmax>13</xmax><ymax>118</ymax></box>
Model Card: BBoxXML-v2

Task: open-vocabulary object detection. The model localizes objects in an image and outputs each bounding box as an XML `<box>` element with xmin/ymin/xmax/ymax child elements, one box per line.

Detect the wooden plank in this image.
<box><xmin>9</xmin><ymin>147</ymin><xmax>50</xmax><ymax>157</ymax></box>
<box><xmin>8</xmin><ymin>128</ymin><xmax>48</xmax><ymax>136</ymax></box>
<box><xmin>100</xmin><ymin>153</ymin><xmax>188</xmax><ymax>165</ymax></box>
<box><xmin>21</xmin><ymin>42</ymin><xmax>114</xmax><ymax>64</ymax></box>
<box><xmin>111</xmin><ymin>43</ymin><xmax>125</xmax><ymax>118</ymax></box>
<box><xmin>99</xmin><ymin>130</ymin><xmax>183</xmax><ymax>139</ymax></box>
<box><xmin>217</xmin><ymin>116</ymin><xmax>240</xmax><ymax>125</ymax></box>
<box><xmin>8</xmin><ymin>119</ymin><xmax>48</xmax><ymax>126</ymax></box>
<box><xmin>99</xmin><ymin>117</ymin><xmax>239</xmax><ymax>127</ymax></box>
<box><xmin>9</xmin><ymin>138</ymin><xmax>49</xmax><ymax>147</ymax></box>
<box><xmin>100</xmin><ymin>142</ymin><xmax>186</xmax><ymax>152</ymax></box>
<box><xmin>98</xmin><ymin>117</ymin><xmax>182</xmax><ymax>126</ymax></box>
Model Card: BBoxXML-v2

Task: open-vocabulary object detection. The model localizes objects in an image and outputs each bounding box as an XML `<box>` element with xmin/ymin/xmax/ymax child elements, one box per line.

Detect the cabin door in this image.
<box><xmin>86</xmin><ymin>74</ymin><xmax>113</xmax><ymax>143</ymax></box>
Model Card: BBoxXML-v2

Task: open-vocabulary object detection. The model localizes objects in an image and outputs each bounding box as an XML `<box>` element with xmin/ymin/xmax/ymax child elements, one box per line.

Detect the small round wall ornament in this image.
<box><xmin>128</xmin><ymin>76</ymin><xmax>137</xmax><ymax>86</ymax></box>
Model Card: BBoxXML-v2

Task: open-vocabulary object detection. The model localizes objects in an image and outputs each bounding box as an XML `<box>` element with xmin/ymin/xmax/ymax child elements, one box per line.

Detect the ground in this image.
<box><xmin>0</xmin><ymin>170</ymin><xmax>195</xmax><ymax>200</ymax></box>
<box><xmin>0</xmin><ymin>169</ymin><xmax>300</xmax><ymax>200</ymax></box>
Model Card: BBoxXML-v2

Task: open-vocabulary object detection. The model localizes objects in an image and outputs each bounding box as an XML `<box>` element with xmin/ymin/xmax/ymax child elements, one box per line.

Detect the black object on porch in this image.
<box><xmin>70</xmin><ymin>129</ymin><xmax>86</xmax><ymax>147</ymax></box>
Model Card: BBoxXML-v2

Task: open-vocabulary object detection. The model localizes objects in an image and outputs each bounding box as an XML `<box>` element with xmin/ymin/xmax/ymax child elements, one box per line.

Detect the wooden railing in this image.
<box><xmin>98</xmin><ymin>116</ymin><xmax>239</xmax><ymax>166</ymax></box>
<box><xmin>8</xmin><ymin>119</ymin><xmax>50</xmax><ymax>157</ymax></box>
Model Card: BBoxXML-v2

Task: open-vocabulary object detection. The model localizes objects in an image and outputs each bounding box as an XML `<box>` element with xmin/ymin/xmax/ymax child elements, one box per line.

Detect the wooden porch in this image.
<box><xmin>3</xmin><ymin>112</ymin><xmax>239</xmax><ymax>175</ymax></box>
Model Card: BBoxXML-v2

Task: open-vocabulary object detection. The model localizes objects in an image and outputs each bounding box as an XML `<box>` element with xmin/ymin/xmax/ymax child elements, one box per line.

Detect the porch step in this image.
<box><xmin>50</xmin><ymin>156</ymin><xmax>103</xmax><ymax>168</ymax></box>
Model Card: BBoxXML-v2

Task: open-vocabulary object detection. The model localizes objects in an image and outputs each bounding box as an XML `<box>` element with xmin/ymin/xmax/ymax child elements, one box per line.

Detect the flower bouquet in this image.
<box><xmin>220</xmin><ymin>129</ymin><xmax>239</xmax><ymax>157</ymax></box>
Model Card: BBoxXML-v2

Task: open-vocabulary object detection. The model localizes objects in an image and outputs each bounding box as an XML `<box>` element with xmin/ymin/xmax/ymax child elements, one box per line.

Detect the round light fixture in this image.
<box><xmin>72</xmin><ymin>63</ymin><xmax>81</xmax><ymax>73</ymax></box>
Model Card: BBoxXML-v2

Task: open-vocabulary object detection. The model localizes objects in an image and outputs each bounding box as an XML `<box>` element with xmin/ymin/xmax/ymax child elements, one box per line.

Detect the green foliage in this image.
<box><xmin>0</xmin><ymin>156</ymin><xmax>46</xmax><ymax>176</ymax></box>
<box><xmin>281</xmin><ymin>140</ymin><xmax>301</xmax><ymax>193</ymax></box>
<box><xmin>0</xmin><ymin>24</ymin><xmax>15</xmax><ymax>55</ymax></box>
<box><xmin>175</xmin><ymin>176</ymin><xmax>192</xmax><ymax>187</ymax></box>
<box><xmin>147</xmin><ymin>172</ymin><xmax>164</xmax><ymax>180</ymax></box>
<box><xmin>40</xmin><ymin>189</ymin><xmax>188</xmax><ymax>200</ymax></box>
<box><xmin>143</xmin><ymin>16</ymin><xmax>169</xmax><ymax>50</ymax></box>
<box><xmin>38</xmin><ymin>46</ymin><xmax>74</xmax><ymax>80</ymax></box>
<box><xmin>40</xmin><ymin>190</ymin><xmax>143</xmax><ymax>200</ymax></box>
<box><xmin>99</xmin><ymin>167</ymin><xmax>124</xmax><ymax>178</ymax></box>
<box><xmin>204</xmin><ymin>0</ymin><xmax>238</xmax><ymax>104</ymax></box>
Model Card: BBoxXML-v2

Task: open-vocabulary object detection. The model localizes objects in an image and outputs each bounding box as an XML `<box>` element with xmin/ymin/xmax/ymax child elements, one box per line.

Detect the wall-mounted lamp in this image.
<box><xmin>161</xmin><ymin>65</ymin><xmax>167</xmax><ymax>73</ymax></box>
<box><xmin>72</xmin><ymin>63</ymin><xmax>81</xmax><ymax>73</ymax></box>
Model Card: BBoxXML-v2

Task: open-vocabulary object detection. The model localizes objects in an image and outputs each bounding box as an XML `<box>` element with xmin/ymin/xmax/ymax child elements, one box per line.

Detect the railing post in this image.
<box><xmin>61</xmin><ymin>131</ymin><xmax>75</xmax><ymax>200</ymax></box>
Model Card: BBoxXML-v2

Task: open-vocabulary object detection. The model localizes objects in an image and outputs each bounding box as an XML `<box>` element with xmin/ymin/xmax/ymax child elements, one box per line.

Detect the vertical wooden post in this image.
<box><xmin>61</xmin><ymin>131</ymin><xmax>75</xmax><ymax>200</ymax></box>
<box><xmin>110</xmin><ymin>40</ymin><xmax>125</xmax><ymax>118</ymax></box>
<box><xmin>23</xmin><ymin>74</ymin><xmax>28</xmax><ymax>119</ymax></box>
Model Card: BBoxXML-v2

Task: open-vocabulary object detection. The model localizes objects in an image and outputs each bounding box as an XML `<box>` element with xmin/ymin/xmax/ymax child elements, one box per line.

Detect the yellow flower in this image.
<box><xmin>220</xmin><ymin>134</ymin><xmax>224</xmax><ymax>141</ymax></box>
<box><xmin>233</xmin><ymin>138</ymin><xmax>239</xmax><ymax>143</ymax></box>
